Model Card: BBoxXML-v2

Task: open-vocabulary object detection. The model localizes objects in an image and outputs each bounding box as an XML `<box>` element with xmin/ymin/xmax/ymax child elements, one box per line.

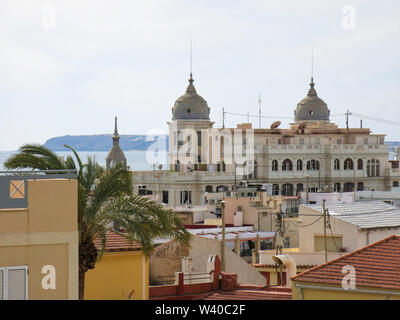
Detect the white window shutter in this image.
<box><xmin>0</xmin><ymin>268</ymin><xmax>4</xmax><ymax>300</ymax></box>
<box><xmin>7</xmin><ymin>267</ymin><xmax>27</xmax><ymax>300</ymax></box>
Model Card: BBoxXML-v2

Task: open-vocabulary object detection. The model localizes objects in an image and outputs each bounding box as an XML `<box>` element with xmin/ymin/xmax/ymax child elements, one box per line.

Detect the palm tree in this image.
<box><xmin>4</xmin><ymin>144</ymin><xmax>191</xmax><ymax>299</ymax></box>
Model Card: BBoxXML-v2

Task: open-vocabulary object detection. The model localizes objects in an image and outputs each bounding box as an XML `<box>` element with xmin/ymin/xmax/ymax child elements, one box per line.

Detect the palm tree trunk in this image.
<box><xmin>79</xmin><ymin>270</ymin><xmax>86</xmax><ymax>300</ymax></box>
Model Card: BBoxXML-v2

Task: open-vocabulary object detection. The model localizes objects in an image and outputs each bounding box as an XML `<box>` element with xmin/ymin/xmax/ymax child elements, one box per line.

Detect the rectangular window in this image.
<box><xmin>300</xmin><ymin>139</ymin><xmax>304</xmax><ymax>145</ymax></box>
<box><xmin>180</xmin><ymin>191</ymin><xmax>192</xmax><ymax>204</ymax></box>
<box><xmin>0</xmin><ymin>266</ymin><xmax>28</xmax><ymax>300</ymax></box>
<box><xmin>162</xmin><ymin>191</ymin><xmax>169</xmax><ymax>204</ymax></box>
<box><xmin>337</xmin><ymin>139</ymin><xmax>342</xmax><ymax>145</ymax></box>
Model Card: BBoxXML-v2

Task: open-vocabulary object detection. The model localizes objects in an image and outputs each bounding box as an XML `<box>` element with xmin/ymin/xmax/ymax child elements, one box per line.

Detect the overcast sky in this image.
<box><xmin>0</xmin><ymin>0</ymin><xmax>399</xmax><ymax>150</ymax></box>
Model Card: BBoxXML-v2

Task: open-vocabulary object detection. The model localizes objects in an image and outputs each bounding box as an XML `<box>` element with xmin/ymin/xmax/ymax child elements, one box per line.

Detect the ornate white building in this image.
<box><xmin>132</xmin><ymin>74</ymin><xmax>400</xmax><ymax>207</ymax></box>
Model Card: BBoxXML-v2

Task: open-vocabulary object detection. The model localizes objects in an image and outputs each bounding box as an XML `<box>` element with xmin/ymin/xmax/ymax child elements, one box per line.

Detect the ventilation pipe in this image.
<box><xmin>272</xmin><ymin>254</ymin><xmax>297</xmax><ymax>288</ymax></box>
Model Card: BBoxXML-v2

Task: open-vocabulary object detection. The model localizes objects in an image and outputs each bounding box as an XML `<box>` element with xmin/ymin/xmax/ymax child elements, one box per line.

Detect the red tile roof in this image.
<box><xmin>197</xmin><ymin>289</ymin><xmax>292</xmax><ymax>300</ymax></box>
<box><xmin>93</xmin><ymin>230</ymin><xmax>142</xmax><ymax>251</ymax></box>
<box><xmin>254</xmin><ymin>264</ymin><xmax>316</xmax><ymax>269</ymax></box>
<box><xmin>292</xmin><ymin>235</ymin><xmax>400</xmax><ymax>290</ymax></box>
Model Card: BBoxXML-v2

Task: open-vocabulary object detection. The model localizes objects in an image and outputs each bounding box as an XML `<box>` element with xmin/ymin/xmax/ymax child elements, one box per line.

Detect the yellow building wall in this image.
<box><xmin>85</xmin><ymin>251</ymin><xmax>149</xmax><ymax>300</ymax></box>
<box><xmin>292</xmin><ymin>282</ymin><xmax>400</xmax><ymax>300</ymax></box>
<box><xmin>0</xmin><ymin>178</ymin><xmax>79</xmax><ymax>299</ymax></box>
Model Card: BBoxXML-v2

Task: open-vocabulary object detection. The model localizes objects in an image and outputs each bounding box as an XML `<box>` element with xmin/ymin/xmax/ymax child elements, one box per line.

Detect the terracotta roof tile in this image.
<box><xmin>197</xmin><ymin>289</ymin><xmax>292</xmax><ymax>300</ymax></box>
<box><xmin>292</xmin><ymin>235</ymin><xmax>400</xmax><ymax>290</ymax></box>
<box><xmin>93</xmin><ymin>230</ymin><xmax>142</xmax><ymax>251</ymax></box>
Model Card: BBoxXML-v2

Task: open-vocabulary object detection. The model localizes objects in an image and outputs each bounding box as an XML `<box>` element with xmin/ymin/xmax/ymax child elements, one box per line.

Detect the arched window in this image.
<box><xmin>334</xmin><ymin>183</ymin><xmax>341</xmax><ymax>192</ymax></box>
<box><xmin>282</xmin><ymin>159</ymin><xmax>293</xmax><ymax>171</ymax></box>
<box><xmin>307</xmin><ymin>160</ymin><xmax>320</xmax><ymax>171</ymax></box>
<box><xmin>216</xmin><ymin>185</ymin><xmax>228</xmax><ymax>192</ymax></box>
<box><xmin>357</xmin><ymin>182</ymin><xmax>364</xmax><ymax>191</ymax></box>
<box><xmin>344</xmin><ymin>158</ymin><xmax>354</xmax><ymax>170</ymax></box>
<box><xmin>344</xmin><ymin>182</ymin><xmax>354</xmax><ymax>192</ymax></box>
<box><xmin>393</xmin><ymin>181</ymin><xmax>399</xmax><ymax>187</ymax></box>
<box><xmin>296</xmin><ymin>183</ymin><xmax>304</xmax><ymax>194</ymax></box>
<box><xmin>272</xmin><ymin>160</ymin><xmax>278</xmax><ymax>171</ymax></box>
<box><xmin>272</xmin><ymin>184</ymin><xmax>279</xmax><ymax>195</ymax></box>
<box><xmin>297</xmin><ymin>160</ymin><xmax>303</xmax><ymax>171</ymax></box>
<box><xmin>205</xmin><ymin>185</ymin><xmax>213</xmax><ymax>193</ymax></box>
<box><xmin>357</xmin><ymin>159</ymin><xmax>363</xmax><ymax>170</ymax></box>
<box><xmin>282</xmin><ymin>184</ymin><xmax>294</xmax><ymax>196</ymax></box>
<box><xmin>334</xmin><ymin>159</ymin><xmax>340</xmax><ymax>170</ymax></box>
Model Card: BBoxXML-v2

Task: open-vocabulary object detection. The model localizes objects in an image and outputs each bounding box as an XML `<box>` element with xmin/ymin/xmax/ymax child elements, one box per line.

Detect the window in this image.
<box><xmin>334</xmin><ymin>159</ymin><xmax>340</xmax><ymax>170</ymax></box>
<box><xmin>344</xmin><ymin>182</ymin><xmax>354</xmax><ymax>192</ymax></box>
<box><xmin>272</xmin><ymin>160</ymin><xmax>278</xmax><ymax>171</ymax></box>
<box><xmin>296</xmin><ymin>183</ymin><xmax>304</xmax><ymax>194</ymax></box>
<box><xmin>282</xmin><ymin>184</ymin><xmax>294</xmax><ymax>196</ymax></box>
<box><xmin>0</xmin><ymin>266</ymin><xmax>28</xmax><ymax>300</ymax></box>
<box><xmin>300</xmin><ymin>138</ymin><xmax>304</xmax><ymax>145</ymax></box>
<box><xmin>334</xmin><ymin>183</ymin><xmax>341</xmax><ymax>192</ymax></box>
<box><xmin>315</xmin><ymin>138</ymin><xmax>320</xmax><ymax>144</ymax></box>
<box><xmin>162</xmin><ymin>191</ymin><xmax>169</xmax><ymax>204</ymax></box>
<box><xmin>307</xmin><ymin>160</ymin><xmax>320</xmax><ymax>171</ymax></box>
<box><xmin>357</xmin><ymin>182</ymin><xmax>364</xmax><ymax>191</ymax></box>
<box><xmin>180</xmin><ymin>191</ymin><xmax>192</xmax><ymax>204</ymax></box>
<box><xmin>367</xmin><ymin>159</ymin><xmax>380</xmax><ymax>177</ymax></box>
<box><xmin>357</xmin><ymin>159</ymin><xmax>363</xmax><ymax>170</ymax></box>
<box><xmin>364</xmin><ymin>137</ymin><xmax>368</xmax><ymax>145</ymax></box>
<box><xmin>337</xmin><ymin>139</ymin><xmax>342</xmax><ymax>145</ymax></box>
<box><xmin>297</xmin><ymin>160</ymin><xmax>303</xmax><ymax>171</ymax></box>
<box><xmin>205</xmin><ymin>185</ymin><xmax>213</xmax><ymax>193</ymax></box>
<box><xmin>344</xmin><ymin>158</ymin><xmax>354</xmax><ymax>170</ymax></box>
<box><xmin>272</xmin><ymin>184</ymin><xmax>279</xmax><ymax>195</ymax></box>
<box><xmin>393</xmin><ymin>181</ymin><xmax>399</xmax><ymax>188</ymax></box>
<box><xmin>282</xmin><ymin>159</ymin><xmax>293</xmax><ymax>171</ymax></box>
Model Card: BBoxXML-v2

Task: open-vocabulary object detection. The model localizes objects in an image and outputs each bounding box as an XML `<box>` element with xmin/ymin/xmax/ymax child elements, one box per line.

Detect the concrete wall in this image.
<box><xmin>149</xmin><ymin>240</ymin><xmax>189</xmax><ymax>283</ymax></box>
<box><xmin>85</xmin><ymin>251</ymin><xmax>149</xmax><ymax>300</ymax></box>
<box><xmin>189</xmin><ymin>236</ymin><xmax>266</xmax><ymax>286</ymax></box>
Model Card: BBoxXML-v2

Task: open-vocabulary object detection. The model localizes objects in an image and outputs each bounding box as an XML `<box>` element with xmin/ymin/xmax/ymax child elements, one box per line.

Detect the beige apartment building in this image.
<box><xmin>0</xmin><ymin>171</ymin><xmax>79</xmax><ymax>300</ymax></box>
<box><xmin>131</xmin><ymin>74</ymin><xmax>400</xmax><ymax>207</ymax></box>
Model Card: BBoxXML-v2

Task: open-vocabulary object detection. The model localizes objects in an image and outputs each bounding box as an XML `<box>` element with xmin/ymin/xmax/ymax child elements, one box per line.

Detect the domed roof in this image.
<box><xmin>172</xmin><ymin>74</ymin><xmax>210</xmax><ymax>121</ymax></box>
<box><xmin>294</xmin><ymin>78</ymin><xmax>330</xmax><ymax>122</ymax></box>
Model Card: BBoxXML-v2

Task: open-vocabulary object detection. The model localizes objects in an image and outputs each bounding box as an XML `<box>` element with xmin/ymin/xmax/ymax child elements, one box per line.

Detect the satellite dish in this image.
<box><xmin>298</xmin><ymin>122</ymin><xmax>307</xmax><ymax>130</ymax></box>
<box><xmin>270</xmin><ymin>121</ymin><xmax>281</xmax><ymax>129</ymax></box>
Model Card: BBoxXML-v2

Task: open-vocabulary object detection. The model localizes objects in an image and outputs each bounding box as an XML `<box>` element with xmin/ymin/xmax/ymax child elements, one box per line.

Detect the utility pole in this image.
<box><xmin>258</xmin><ymin>94</ymin><xmax>262</xmax><ymax>129</ymax></box>
<box><xmin>322</xmin><ymin>199</ymin><xmax>328</xmax><ymax>263</ymax></box>
<box><xmin>220</xmin><ymin>200</ymin><xmax>226</xmax><ymax>272</ymax></box>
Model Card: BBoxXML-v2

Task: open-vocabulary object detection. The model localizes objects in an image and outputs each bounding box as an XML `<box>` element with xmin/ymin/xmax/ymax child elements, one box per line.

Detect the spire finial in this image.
<box><xmin>114</xmin><ymin>116</ymin><xmax>118</xmax><ymax>134</ymax></box>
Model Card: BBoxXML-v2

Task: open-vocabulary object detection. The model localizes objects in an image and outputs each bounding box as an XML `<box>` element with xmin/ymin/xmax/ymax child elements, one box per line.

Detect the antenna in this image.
<box><xmin>190</xmin><ymin>38</ymin><xmax>193</xmax><ymax>75</ymax></box>
<box><xmin>258</xmin><ymin>93</ymin><xmax>262</xmax><ymax>128</ymax></box>
<box><xmin>311</xmin><ymin>43</ymin><xmax>314</xmax><ymax>80</ymax></box>
<box><xmin>222</xmin><ymin>107</ymin><xmax>225</xmax><ymax>129</ymax></box>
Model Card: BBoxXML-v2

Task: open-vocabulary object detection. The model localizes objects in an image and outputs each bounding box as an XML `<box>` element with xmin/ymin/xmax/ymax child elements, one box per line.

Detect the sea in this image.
<box><xmin>0</xmin><ymin>150</ymin><xmax>169</xmax><ymax>171</ymax></box>
<box><xmin>0</xmin><ymin>149</ymin><xmax>395</xmax><ymax>171</ymax></box>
